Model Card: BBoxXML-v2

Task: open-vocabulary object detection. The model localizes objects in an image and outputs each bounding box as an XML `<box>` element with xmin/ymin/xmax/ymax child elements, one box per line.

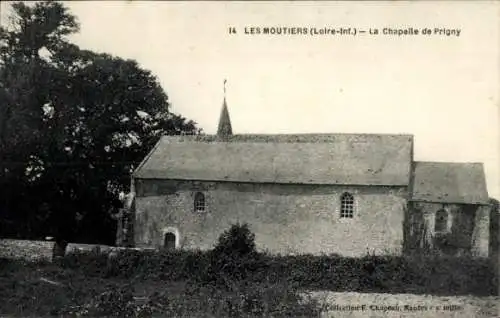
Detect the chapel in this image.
<box><xmin>118</xmin><ymin>92</ymin><xmax>491</xmax><ymax>258</ymax></box>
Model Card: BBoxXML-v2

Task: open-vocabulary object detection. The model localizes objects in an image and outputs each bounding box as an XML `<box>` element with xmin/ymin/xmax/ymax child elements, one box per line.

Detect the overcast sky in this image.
<box><xmin>1</xmin><ymin>1</ymin><xmax>499</xmax><ymax>199</ymax></box>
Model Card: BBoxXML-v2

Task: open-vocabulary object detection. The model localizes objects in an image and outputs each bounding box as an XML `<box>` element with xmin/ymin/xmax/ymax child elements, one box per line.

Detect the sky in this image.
<box><xmin>1</xmin><ymin>1</ymin><xmax>499</xmax><ymax>199</ymax></box>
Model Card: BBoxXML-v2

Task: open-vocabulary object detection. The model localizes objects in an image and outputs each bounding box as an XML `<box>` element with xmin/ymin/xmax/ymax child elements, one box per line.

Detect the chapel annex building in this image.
<box><xmin>119</xmin><ymin>96</ymin><xmax>492</xmax><ymax>258</ymax></box>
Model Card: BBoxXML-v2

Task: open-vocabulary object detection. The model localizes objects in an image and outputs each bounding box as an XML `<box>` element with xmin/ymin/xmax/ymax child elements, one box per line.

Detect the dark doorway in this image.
<box><xmin>164</xmin><ymin>232</ymin><xmax>176</xmax><ymax>250</ymax></box>
<box><xmin>435</xmin><ymin>209</ymin><xmax>448</xmax><ymax>234</ymax></box>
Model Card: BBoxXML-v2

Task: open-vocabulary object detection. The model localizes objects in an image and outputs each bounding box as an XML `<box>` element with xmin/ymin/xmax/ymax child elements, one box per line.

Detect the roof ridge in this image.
<box><xmin>163</xmin><ymin>132</ymin><xmax>414</xmax><ymax>137</ymax></box>
<box><xmin>135</xmin><ymin>135</ymin><xmax>413</xmax><ymax>186</ymax></box>
<box><xmin>415</xmin><ymin>160</ymin><xmax>484</xmax><ymax>165</ymax></box>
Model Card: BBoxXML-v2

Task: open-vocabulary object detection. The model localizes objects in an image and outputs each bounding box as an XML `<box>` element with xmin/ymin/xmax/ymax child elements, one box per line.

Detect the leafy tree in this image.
<box><xmin>0</xmin><ymin>1</ymin><xmax>200</xmax><ymax>244</ymax></box>
<box><xmin>0</xmin><ymin>1</ymin><xmax>73</xmax><ymax>237</ymax></box>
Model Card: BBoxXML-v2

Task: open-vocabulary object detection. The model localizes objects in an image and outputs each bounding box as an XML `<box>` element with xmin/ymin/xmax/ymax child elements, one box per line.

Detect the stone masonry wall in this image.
<box><xmin>0</xmin><ymin>239</ymin><xmax>55</xmax><ymax>262</ymax></box>
<box><xmin>406</xmin><ymin>202</ymin><xmax>489</xmax><ymax>257</ymax></box>
<box><xmin>133</xmin><ymin>180</ymin><xmax>407</xmax><ymax>257</ymax></box>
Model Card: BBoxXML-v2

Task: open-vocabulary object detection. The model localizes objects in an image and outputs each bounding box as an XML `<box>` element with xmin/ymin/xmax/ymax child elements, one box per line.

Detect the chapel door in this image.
<box><xmin>164</xmin><ymin>232</ymin><xmax>176</xmax><ymax>250</ymax></box>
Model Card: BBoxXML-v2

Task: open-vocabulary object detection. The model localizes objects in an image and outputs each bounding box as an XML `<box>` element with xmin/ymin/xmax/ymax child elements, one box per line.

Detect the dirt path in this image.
<box><xmin>308</xmin><ymin>291</ymin><xmax>499</xmax><ymax>318</ymax></box>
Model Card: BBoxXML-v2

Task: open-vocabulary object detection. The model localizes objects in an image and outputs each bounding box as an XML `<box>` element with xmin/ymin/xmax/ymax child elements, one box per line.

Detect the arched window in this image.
<box><xmin>194</xmin><ymin>192</ymin><xmax>206</xmax><ymax>212</ymax></box>
<box><xmin>435</xmin><ymin>209</ymin><xmax>448</xmax><ymax>233</ymax></box>
<box><xmin>340</xmin><ymin>192</ymin><xmax>354</xmax><ymax>218</ymax></box>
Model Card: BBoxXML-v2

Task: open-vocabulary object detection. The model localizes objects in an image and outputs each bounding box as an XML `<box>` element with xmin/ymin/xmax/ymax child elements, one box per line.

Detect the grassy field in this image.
<box><xmin>1</xmin><ymin>227</ymin><xmax>498</xmax><ymax>317</ymax></box>
<box><xmin>0</xmin><ymin>258</ymin><xmax>321</xmax><ymax>317</ymax></box>
<box><xmin>0</xmin><ymin>257</ymin><xmax>498</xmax><ymax>317</ymax></box>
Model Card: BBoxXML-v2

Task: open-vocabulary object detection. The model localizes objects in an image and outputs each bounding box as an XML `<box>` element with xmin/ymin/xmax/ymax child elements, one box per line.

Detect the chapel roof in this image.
<box><xmin>133</xmin><ymin>133</ymin><xmax>414</xmax><ymax>186</ymax></box>
<box><xmin>411</xmin><ymin>161</ymin><xmax>489</xmax><ymax>205</ymax></box>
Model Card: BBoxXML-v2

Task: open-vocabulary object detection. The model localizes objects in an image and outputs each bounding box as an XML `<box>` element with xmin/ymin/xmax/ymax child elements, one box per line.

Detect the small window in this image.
<box><xmin>435</xmin><ymin>209</ymin><xmax>448</xmax><ymax>233</ymax></box>
<box><xmin>194</xmin><ymin>192</ymin><xmax>206</xmax><ymax>212</ymax></box>
<box><xmin>340</xmin><ymin>192</ymin><xmax>354</xmax><ymax>218</ymax></box>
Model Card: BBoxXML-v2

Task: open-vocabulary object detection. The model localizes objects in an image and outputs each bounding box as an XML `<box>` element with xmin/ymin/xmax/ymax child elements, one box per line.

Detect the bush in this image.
<box><xmin>58</xmin><ymin>249</ymin><xmax>109</xmax><ymax>276</ymax></box>
<box><xmin>56</xmin><ymin>224</ymin><xmax>498</xmax><ymax>297</ymax></box>
<box><xmin>202</xmin><ymin>223</ymin><xmax>264</xmax><ymax>288</ymax></box>
<box><xmin>212</xmin><ymin>223</ymin><xmax>257</xmax><ymax>258</ymax></box>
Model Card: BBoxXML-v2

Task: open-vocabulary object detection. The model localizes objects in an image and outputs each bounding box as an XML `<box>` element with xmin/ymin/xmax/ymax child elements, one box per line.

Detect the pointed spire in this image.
<box><xmin>223</xmin><ymin>78</ymin><xmax>227</xmax><ymax>98</ymax></box>
<box><xmin>217</xmin><ymin>79</ymin><xmax>233</xmax><ymax>138</ymax></box>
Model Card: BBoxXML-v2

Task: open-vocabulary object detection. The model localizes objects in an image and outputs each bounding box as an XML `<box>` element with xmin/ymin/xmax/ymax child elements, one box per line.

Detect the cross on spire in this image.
<box><xmin>223</xmin><ymin>79</ymin><xmax>227</xmax><ymax>99</ymax></box>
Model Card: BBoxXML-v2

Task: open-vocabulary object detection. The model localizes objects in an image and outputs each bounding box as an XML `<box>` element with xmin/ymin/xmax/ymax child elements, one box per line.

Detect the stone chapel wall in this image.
<box><xmin>133</xmin><ymin>179</ymin><xmax>407</xmax><ymax>257</ymax></box>
<box><xmin>406</xmin><ymin>202</ymin><xmax>489</xmax><ymax>257</ymax></box>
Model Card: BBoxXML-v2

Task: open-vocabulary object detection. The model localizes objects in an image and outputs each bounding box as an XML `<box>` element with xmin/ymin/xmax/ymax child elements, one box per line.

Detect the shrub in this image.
<box><xmin>58</xmin><ymin>249</ymin><xmax>109</xmax><ymax>276</ymax></box>
<box><xmin>55</xmin><ymin>234</ymin><xmax>498</xmax><ymax>296</ymax></box>
<box><xmin>203</xmin><ymin>223</ymin><xmax>264</xmax><ymax>288</ymax></box>
<box><xmin>212</xmin><ymin>223</ymin><xmax>257</xmax><ymax>258</ymax></box>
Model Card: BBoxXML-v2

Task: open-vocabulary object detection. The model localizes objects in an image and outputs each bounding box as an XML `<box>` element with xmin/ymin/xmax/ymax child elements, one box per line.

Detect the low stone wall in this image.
<box><xmin>65</xmin><ymin>244</ymin><xmax>155</xmax><ymax>255</ymax></box>
<box><xmin>66</xmin><ymin>243</ymin><xmax>115</xmax><ymax>254</ymax></box>
<box><xmin>0</xmin><ymin>240</ymin><xmax>121</xmax><ymax>262</ymax></box>
<box><xmin>0</xmin><ymin>239</ymin><xmax>55</xmax><ymax>262</ymax></box>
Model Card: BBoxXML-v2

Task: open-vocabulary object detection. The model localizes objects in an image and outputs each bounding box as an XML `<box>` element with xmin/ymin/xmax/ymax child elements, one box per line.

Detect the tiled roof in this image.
<box><xmin>411</xmin><ymin>161</ymin><xmax>489</xmax><ymax>205</ymax></box>
<box><xmin>133</xmin><ymin>133</ymin><xmax>413</xmax><ymax>186</ymax></box>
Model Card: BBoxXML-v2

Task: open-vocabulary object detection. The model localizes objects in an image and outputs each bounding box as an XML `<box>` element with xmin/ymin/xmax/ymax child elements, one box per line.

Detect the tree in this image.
<box><xmin>0</xmin><ymin>1</ymin><xmax>200</xmax><ymax>244</ymax></box>
<box><xmin>0</xmin><ymin>1</ymin><xmax>76</xmax><ymax>237</ymax></box>
<box><xmin>38</xmin><ymin>51</ymin><xmax>199</xmax><ymax>244</ymax></box>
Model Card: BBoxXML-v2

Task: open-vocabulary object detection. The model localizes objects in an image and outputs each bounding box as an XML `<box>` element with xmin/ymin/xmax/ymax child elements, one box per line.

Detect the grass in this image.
<box><xmin>59</xmin><ymin>248</ymin><xmax>498</xmax><ymax>296</ymax></box>
<box><xmin>0</xmin><ymin>257</ymin><xmax>323</xmax><ymax>317</ymax></box>
<box><xmin>1</xmin><ymin>256</ymin><xmax>498</xmax><ymax>317</ymax></box>
<box><xmin>0</xmin><ymin>224</ymin><xmax>497</xmax><ymax>317</ymax></box>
